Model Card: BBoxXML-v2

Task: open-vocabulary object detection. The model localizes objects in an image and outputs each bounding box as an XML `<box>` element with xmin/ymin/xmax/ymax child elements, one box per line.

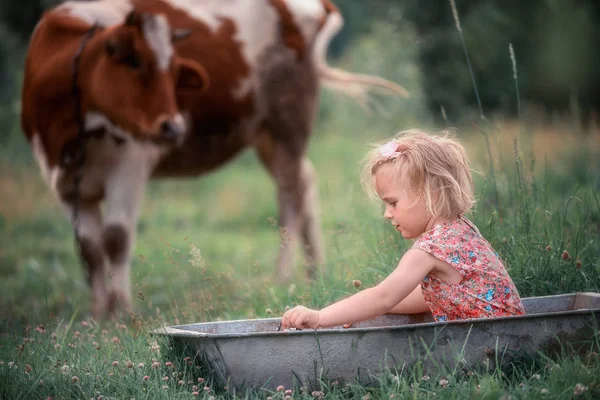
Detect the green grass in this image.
<box><xmin>1</xmin><ymin>114</ymin><xmax>599</xmax><ymax>398</ymax></box>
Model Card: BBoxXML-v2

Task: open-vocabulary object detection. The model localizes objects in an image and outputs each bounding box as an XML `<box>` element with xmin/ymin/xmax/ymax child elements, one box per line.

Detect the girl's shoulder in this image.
<box><xmin>413</xmin><ymin>217</ymin><xmax>503</xmax><ymax>279</ymax></box>
<box><xmin>412</xmin><ymin>217</ymin><xmax>494</xmax><ymax>261</ymax></box>
<box><xmin>415</xmin><ymin>217</ymin><xmax>478</xmax><ymax>245</ymax></box>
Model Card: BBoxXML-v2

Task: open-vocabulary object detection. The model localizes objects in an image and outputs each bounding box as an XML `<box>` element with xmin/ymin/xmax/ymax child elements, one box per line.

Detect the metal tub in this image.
<box><xmin>154</xmin><ymin>292</ymin><xmax>600</xmax><ymax>391</ymax></box>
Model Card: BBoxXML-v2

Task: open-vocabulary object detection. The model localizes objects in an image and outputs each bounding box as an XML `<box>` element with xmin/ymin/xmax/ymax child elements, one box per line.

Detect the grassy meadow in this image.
<box><xmin>1</xmin><ymin>18</ymin><xmax>600</xmax><ymax>400</ymax></box>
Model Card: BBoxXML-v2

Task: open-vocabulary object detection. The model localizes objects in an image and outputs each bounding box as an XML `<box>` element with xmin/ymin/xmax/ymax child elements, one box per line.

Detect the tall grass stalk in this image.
<box><xmin>509</xmin><ymin>43</ymin><xmax>521</xmax><ymax>120</ymax></box>
<box><xmin>449</xmin><ymin>0</ymin><xmax>485</xmax><ymax>121</ymax></box>
<box><xmin>509</xmin><ymin>42</ymin><xmax>536</xmax><ymax>177</ymax></box>
<box><xmin>475</xmin><ymin>123</ymin><xmax>499</xmax><ymax>208</ymax></box>
<box><xmin>512</xmin><ymin>137</ymin><xmax>531</xmax><ymax>237</ymax></box>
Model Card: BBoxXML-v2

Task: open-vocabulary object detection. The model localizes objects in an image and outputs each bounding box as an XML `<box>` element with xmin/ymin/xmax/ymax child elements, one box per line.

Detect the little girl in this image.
<box><xmin>281</xmin><ymin>129</ymin><xmax>525</xmax><ymax>329</ymax></box>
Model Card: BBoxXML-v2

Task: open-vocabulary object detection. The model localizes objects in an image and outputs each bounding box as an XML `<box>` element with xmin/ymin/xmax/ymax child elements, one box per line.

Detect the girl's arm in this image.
<box><xmin>281</xmin><ymin>249</ymin><xmax>434</xmax><ymax>329</ymax></box>
<box><xmin>388</xmin><ymin>284</ymin><xmax>431</xmax><ymax>314</ymax></box>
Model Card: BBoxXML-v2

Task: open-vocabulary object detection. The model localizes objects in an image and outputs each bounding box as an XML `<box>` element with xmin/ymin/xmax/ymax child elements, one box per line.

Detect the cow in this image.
<box><xmin>22</xmin><ymin>0</ymin><xmax>408</xmax><ymax>319</ymax></box>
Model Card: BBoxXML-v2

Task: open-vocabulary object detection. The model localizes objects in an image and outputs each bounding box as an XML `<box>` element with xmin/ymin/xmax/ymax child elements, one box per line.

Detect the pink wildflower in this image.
<box><xmin>573</xmin><ymin>383</ymin><xmax>588</xmax><ymax>396</ymax></box>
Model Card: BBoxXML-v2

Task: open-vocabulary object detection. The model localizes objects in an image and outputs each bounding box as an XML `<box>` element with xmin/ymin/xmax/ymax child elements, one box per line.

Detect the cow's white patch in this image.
<box><xmin>31</xmin><ymin>134</ymin><xmax>61</xmax><ymax>196</ymax></box>
<box><xmin>83</xmin><ymin>112</ymin><xmax>167</xmax><ymax>167</ymax></box>
<box><xmin>284</xmin><ymin>0</ymin><xmax>326</xmax><ymax>46</ymax></box>
<box><xmin>59</xmin><ymin>0</ymin><xmax>174</xmax><ymax>72</ymax></box>
<box><xmin>53</xmin><ymin>112</ymin><xmax>167</xmax><ymax>218</ymax></box>
<box><xmin>142</xmin><ymin>14</ymin><xmax>174</xmax><ymax>72</ymax></box>
<box><xmin>85</xmin><ymin>112</ymin><xmax>128</xmax><ymax>140</ymax></box>
<box><xmin>58</xmin><ymin>0</ymin><xmax>133</xmax><ymax>27</ymax></box>
<box><xmin>168</xmin><ymin>0</ymin><xmax>222</xmax><ymax>30</ymax></box>
<box><xmin>171</xmin><ymin>113</ymin><xmax>186</xmax><ymax>133</ymax></box>
<box><xmin>231</xmin><ymin>78</ymin><xmax>254</xmax><ymax>100</ymax></box>
<box><xmin>167</xmin><ymin>0</ymin><xmax>281</xmax><ymax>99</ymax></box>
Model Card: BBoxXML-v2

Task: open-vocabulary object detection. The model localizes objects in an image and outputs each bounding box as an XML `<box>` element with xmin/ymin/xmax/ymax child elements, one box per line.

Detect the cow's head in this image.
<box><xmin>88</xmin><ymin>10</ymin><xmax>208</xmax><ymax>141</ymax></box>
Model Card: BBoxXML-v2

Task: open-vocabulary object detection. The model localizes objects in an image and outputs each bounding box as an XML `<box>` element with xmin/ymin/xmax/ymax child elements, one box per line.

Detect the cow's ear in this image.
<box><xmin>176</xmin><ymin>58</ymin><xmax>209</xmax><ymax>91</ymax></box>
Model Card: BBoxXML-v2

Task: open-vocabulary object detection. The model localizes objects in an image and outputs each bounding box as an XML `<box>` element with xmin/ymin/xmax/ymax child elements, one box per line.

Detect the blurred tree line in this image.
<box><xmin>400</xmin><ymin>0</ymin><xmax>600</xmax><ymax>125</ymax></box>
<box><xmin>1</xmin><ymin>0</ymin><xmax>599</xmax><ymax>134</ymax></box>
<box><xmin>367</xmin><ymin>0</ymin><xmax>600</xmax><ymax>125</ymax></box>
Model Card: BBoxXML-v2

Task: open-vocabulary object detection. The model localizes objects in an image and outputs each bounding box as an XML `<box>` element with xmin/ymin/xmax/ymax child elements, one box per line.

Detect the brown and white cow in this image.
<box><xmin>22</xmin><ymin>0</ymin><xmax>408</xmax><ymax>319</ymax></box>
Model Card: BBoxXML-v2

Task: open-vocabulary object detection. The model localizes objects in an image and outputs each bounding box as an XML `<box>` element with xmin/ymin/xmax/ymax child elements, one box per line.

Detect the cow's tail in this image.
<box><xmin>314</xmin><ymin>11</ymin><xmax>409</xmax><ymax>108</ymax></box>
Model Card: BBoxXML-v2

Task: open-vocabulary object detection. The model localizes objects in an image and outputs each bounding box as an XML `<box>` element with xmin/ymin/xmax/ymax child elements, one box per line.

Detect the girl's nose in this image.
<box><xmin>383</xmin><ymin>206</ymin><xmax>392</xmax><ymax>220</ymax></box>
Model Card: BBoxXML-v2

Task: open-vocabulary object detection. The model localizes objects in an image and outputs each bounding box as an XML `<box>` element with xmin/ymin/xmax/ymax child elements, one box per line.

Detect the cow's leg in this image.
<box><xmin>66</xmin><ymin>200</ymin><xmax>108</xmax><ymax>320</ymax></box>
<box><xmin>297</xmin><ymin>158</ymin><xmax>324</xmax><ymax>278</ymax></box>
<box><xmin>102</xmin><ymin>167</ymin><xmax>148</xmax><ymax>316</ymax></box>
<box><xmin>255</xmin><ymin>51</ymin><xmax>324</xmax><ymax>280</ymax></box>
<box><xmin>255</xmin><ymin>133</ymin><xmax>324</xmax><ymax>281</ymax></box>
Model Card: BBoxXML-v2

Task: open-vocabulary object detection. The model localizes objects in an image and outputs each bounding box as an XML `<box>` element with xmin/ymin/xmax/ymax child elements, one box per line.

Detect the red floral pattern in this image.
<box><xmin>412</xmin><ymin>217</ymin><xmax>525</xmax><ymax>322</ymax></box>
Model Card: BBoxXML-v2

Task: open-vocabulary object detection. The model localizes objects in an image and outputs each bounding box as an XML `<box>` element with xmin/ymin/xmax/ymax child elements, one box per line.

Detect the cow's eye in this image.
<box><xmin>124</xmin><ymin>55</ymin><xmax>141</xmax><ymax>69</ymax></box>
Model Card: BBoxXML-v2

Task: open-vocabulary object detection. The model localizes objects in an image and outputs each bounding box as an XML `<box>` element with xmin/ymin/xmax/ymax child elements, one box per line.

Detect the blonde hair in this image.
<box><xmin>361</xmin><ymin>129</ymin><xmax>475</xmax><ymax>220</ymax></box>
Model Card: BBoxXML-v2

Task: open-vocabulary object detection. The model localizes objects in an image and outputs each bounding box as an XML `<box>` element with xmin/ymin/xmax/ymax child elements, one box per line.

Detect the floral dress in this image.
<box><xmin>412</xmin><ymin>217</ymin><xmax>525</xmax><ymax>322</ymax></box>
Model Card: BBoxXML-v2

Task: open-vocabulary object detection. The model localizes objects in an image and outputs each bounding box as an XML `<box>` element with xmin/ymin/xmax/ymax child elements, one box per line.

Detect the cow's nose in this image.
<box><xmin>160</xmin><ymin>117</ymin><xmax>185</xmax><ymax>140</ymax></box>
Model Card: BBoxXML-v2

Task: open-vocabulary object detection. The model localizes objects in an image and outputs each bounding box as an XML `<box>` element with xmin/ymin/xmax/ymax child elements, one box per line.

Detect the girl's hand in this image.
<box><xmin>281</xmin><ymin>306</ymin><xmax>320</xmax><ymax>329</ymax></box>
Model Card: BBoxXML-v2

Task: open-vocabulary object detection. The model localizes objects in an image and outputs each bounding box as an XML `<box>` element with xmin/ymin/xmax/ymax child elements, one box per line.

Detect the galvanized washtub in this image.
<box><xmin>154</xmin><ymin>292</ymin><xmax>600</xmax><ymax>391</ymax></box>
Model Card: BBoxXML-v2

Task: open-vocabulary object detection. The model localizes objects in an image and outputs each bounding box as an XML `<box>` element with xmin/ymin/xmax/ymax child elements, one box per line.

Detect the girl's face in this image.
<box><xmin>375</xmin><ymin>167</ymin><xmax>433</xmax><ymax>240</ymax></box>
